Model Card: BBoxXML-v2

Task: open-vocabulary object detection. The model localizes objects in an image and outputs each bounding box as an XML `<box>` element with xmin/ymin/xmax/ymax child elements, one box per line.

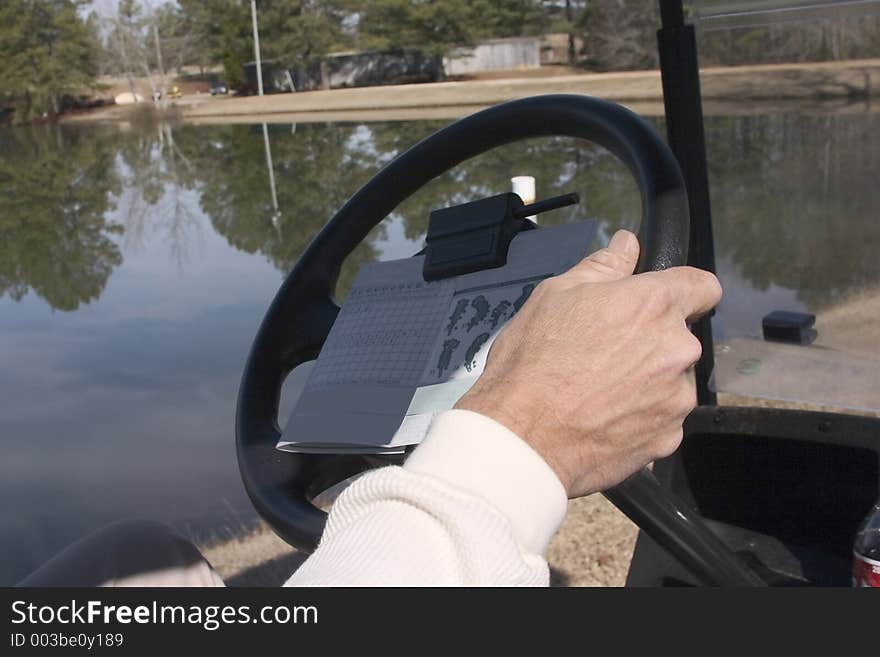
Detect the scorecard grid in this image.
<box><xmin>306</xmin><ymin>281</ymin><xmax>454</xmax><ymax>389</ymax></box>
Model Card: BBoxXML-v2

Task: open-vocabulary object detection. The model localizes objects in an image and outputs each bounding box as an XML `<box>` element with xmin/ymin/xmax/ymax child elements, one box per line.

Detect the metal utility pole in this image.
<box><xmin>262</xmin><ymin>122</ymin><xmax>280</xmax><ymax>225</ymax></box>
<box><xmin>251</xmin><ymin>0</ymin><xmax>264</xmax><ymax>96</ymax></box>
<box><xmin>153</xmin><ymin>22</ymin><xmax>167</xmax><ymax>96</ymax></box>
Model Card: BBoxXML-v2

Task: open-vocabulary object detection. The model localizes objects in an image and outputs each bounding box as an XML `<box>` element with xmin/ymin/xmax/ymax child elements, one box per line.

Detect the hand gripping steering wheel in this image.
<box><xmin>236</xmin><ymin>95</ymin><xmax>765</xmax><ymax>586</ymax></box>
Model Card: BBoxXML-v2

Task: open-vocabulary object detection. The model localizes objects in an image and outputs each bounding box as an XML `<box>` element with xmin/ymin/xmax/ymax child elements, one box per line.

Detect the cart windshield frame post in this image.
<box><xmin>657</xmin><ymin>0</ymin><xmax>718</xmax><ymax>406</ymax></box>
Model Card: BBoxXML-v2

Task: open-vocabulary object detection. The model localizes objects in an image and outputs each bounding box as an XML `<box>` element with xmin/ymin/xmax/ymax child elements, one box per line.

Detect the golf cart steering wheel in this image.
<box><xmin>236</xmin><ymin>95</ymin><xmax>764</xmax><ymax>587</ymax></box>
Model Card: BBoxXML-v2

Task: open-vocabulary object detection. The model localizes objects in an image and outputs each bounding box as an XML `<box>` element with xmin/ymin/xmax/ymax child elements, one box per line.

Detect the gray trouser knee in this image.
<box><xmin>18</xmin><ymin>519</ymin><xmax>224</xmax><ymax>587</ymax></box>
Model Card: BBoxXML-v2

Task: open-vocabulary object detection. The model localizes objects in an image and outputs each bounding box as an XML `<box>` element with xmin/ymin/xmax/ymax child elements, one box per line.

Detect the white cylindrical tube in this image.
<box><xmin>511</xmin><ymin>176</ymin><xmax>536</xmax><ymax>221</ymax></box>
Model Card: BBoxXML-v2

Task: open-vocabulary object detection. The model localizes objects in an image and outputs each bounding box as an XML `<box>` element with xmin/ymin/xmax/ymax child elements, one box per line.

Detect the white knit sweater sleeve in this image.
<box><xmin>284</xmin><ymin>409</ymin><xmax>568</xmax><ymax>586</ymax></box>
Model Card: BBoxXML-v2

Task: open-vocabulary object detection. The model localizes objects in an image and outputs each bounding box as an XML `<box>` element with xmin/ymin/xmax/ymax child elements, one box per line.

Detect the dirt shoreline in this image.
<box><xmin>63</xmin><ymin>59</ymin><xmax>880</xmax><ymax>127</ymax></box>
<box><xmin>184</xmin><ymin>59</ymin><xmax>880</xmax><ymax>121</ymax></box>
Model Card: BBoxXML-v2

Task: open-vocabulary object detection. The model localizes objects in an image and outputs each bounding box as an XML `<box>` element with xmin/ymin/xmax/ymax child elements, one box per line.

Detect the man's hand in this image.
<box><xmin>455</xmin><ymin>230</ymin><xmax>721</xmax><ymax>498</ymax></box>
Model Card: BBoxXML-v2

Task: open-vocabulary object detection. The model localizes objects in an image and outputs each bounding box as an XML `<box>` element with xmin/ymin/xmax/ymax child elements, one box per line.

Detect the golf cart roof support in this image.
<box><xmin>657</xmin><ymin>0</ymin><xmax>718</xmax><ymax>406</ymax></box>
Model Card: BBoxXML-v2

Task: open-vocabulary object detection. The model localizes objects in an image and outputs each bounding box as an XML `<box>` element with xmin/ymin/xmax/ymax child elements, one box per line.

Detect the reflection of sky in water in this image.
<box><xmin>0</xmin><ymin>193</ymin><xmax>284</xmax><ymax>584</ymax></box>
<box><xmin>712</xmin><ymin>256</ymin><xmax>805</xmax><ymax>341</ymax></box>
<box><xmin>1</xmin><ymin>108</ymin><xmax>878</xmax><ymax>584</ymax></box>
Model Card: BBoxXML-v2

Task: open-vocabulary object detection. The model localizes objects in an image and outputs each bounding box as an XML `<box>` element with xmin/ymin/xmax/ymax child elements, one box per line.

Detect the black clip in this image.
<box><xmin>422</xmin><ymin>192</ymin><xmax>579</xmax><ymax>281</ymax></box>
<box><xmin>762</xmin><ymin>310</ymin><xmax>817</xmax><ymax>345</ymax></box>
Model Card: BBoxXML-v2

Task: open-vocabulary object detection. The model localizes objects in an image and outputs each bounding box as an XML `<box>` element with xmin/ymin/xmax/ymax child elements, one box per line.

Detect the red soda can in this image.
<box><xmin>853</xmin><ymin>502</ymin><xmax>880</xmax><ymax>587</ymax></box>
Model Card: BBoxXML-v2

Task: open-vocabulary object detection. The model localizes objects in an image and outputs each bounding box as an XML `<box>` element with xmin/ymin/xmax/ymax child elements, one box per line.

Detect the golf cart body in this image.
<box><xmin>628</xmin><ymin>0</ymin><xmax>880</xmax><ymax>586</ymax></box>
<box><xmin>236</xmin><ymin>0</ymin><xmax>880</xmax><ymax>586</ymax></box>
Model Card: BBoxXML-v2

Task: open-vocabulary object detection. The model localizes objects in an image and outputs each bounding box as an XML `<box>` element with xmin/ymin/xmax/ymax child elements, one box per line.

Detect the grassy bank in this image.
<box><xmin>180</xmin><ymin>59</ymin><xmax>880</xmax><ymax>125</ymax></box>
<box><xmin>60</xmin><ymin>59</ymin><xmax>880</xmax><ymax>127</ymax></box>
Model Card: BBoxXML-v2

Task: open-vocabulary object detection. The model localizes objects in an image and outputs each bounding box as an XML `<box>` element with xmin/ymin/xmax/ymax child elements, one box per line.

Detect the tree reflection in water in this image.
<box><xmin>0</xmin><ymin>125</ymin><xmax>123</xmax><ymax>311</ymax></box>
<box><xmin>1</xmin><ymin>108</ymin><xmax>878</xmax><ymax>313</ymax></box>
<box><xmin>707</xmin><ymin>111</ymin><xmax>880</xmax><ymax>309</ymax></box>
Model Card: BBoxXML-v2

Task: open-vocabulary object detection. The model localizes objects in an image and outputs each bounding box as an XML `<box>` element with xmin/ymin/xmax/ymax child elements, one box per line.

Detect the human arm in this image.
<box><xmin>286</xmin><ymin>409</ymin><xmax>567</xmax><ymax>586</ymax></box>
<box><xmin>285</xmin><ymin>230</ymin><xmax>721</xmax><ymax>586</ymax></box>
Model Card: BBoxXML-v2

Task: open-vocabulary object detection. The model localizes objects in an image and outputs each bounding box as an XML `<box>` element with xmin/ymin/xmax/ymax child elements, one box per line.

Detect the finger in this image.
<box><xmin>658</xmin><ymin>267</ymin><xmax>723</xmax><ymax>321</ymax></box>
<box><xmin>654</xmin><ymin>427</ymin><xmax>685</xmax><ymax>460</ymax></box>
<box><xmin>673</xmin><ymin>375</ymin><xmax>698</xmax><ymax>419</ymax></box>
<box><xmin>567</xmin><ymin>229</ymin><xmax>640</xmax><ymax>283</ymax></box>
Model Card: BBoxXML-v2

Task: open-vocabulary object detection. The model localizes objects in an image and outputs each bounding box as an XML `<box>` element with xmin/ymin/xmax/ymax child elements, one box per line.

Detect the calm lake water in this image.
<box><xmin>1</xmin><ymin>105</ymin><xmax>878</xmax><ymax>584</ymax></box>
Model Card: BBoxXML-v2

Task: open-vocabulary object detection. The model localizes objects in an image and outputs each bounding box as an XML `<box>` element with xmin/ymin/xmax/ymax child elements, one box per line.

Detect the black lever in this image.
<box><xmin>514</xmin><ymin>192</ymin><xmax>580</xmax><ymax>219</ymax></box>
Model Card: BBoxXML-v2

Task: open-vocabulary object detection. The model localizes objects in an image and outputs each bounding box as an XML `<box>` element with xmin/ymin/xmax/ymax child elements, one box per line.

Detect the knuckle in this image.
<box><xmin>529</xmin><ymin>280</ymin><xmax>551</xmax><ymax>301</ymax></box>
<box><xmin>681</xmin><ymin>331</ymin><xmax>703</xmax><ymax>365</ymax></box>
<box><xmin>589</xmin><ymin>247</ymin><xmax>614</xmax><ymax>263</ymax></box>
<box><xmin>638</xmin><ymin>275</ymin><xmax>671</xmax><ymax>311</ymax></box>
<box><xmin>655</xmin><ymin>428</ymin><xmax>684</xmax><ymax>460</ymax></box>
<box><xmin>702</xmin><ymin>270</ymin><xmax>723</xmax><ymax>302</ymax></box>
<box><xmin>536</xmin><ymin>276</ymin><xmax>562</xmax><ymax>295</ymax></box>
<box><xmin>673</xmin><ymin>381</ymin><xmax>698</xmax><ymax>416</ymax></box>
<box><xmin>654</xmin><ymin>278</ymin><xmax>674</xmax><ymax>308</ymax></box>
<box><xmin>586</xmin><ymin>248</ymin><xmax>625</xmax><ymax>272</ymax></box>
<box><xmin>661</xmin><ymin>331</ymin><xmax>703</xmax><ymax>372</ymax></box>
<box><xmin>686</xmin><ymin>267</ymin><xmax>723</xmax><ymax>302</ymax></box>
<box><xmin>663</xmin><ymin>379</ymin><xmax>696</xmax><ymax>418</ymax></box>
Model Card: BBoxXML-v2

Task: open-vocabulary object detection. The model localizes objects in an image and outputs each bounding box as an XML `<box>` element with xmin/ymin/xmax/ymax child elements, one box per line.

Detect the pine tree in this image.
<box><xmin>0</xmin><ymin>0</ymin><xmax>99</xmax><ymax>120</ymax></box>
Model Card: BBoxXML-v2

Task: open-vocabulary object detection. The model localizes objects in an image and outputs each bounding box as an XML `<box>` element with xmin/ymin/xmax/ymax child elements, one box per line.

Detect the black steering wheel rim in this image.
<box><xmin>236</xmin><ymin>94</ymin><xmax>690</xmax><ymax>552</ymax></box>
<box><xmin>231</xmin><ymin>95</ymin><xmax>779</xmax><ymax>591</ymax></box>
<box><xmin>236</xmin><ymin>94</ymin><xmax>766</xmax><ymax>586</ymax></box>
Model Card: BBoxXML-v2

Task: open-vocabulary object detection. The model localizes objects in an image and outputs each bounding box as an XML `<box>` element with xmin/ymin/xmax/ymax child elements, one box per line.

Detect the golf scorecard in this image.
<box><xmin>278</xmin><ymin>208</ymin><xmax>597</xmax><ymax>455</ymax></box>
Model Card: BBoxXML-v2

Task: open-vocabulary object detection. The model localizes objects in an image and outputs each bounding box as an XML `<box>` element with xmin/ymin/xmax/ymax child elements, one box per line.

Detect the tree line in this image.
<box><xmin>2</xmin><ymin>1</ymin><xmax>879</xmax><ymax>121</ymax></box>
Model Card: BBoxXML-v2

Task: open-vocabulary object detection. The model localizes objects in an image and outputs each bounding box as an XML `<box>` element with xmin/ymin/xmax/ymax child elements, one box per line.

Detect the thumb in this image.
<box><xmin>568</xmin><ymin>229</ymin><xmax>640</xmax><ymax>283</ymax></box>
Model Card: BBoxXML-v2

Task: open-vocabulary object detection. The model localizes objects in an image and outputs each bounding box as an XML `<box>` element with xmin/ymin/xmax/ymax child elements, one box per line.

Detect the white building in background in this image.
<box><xmin>443</xmin><ymin>37</ymin><xmax>541</xmax><ymax>77</ymax></box>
